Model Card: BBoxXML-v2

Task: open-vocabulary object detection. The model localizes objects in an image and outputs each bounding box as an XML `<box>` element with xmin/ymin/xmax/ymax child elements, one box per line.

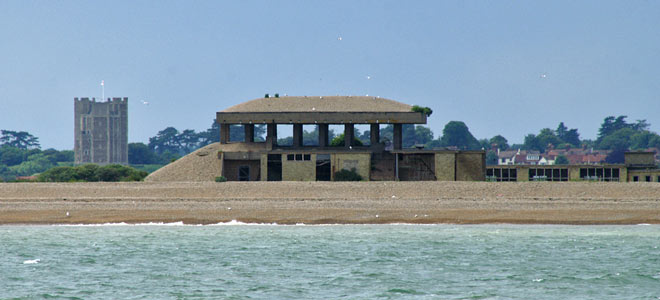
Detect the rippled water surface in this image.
<box><xmin>2</xmin><ymin>224</ymin><xmax>659</xmax><ymax>299</ymax></box>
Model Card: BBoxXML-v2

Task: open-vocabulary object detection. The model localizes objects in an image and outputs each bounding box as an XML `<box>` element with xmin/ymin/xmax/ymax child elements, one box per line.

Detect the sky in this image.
<box><xmin>1</xmin><ymin>0</ymin><xmax>659</xmax><ymax>150</ymax></box>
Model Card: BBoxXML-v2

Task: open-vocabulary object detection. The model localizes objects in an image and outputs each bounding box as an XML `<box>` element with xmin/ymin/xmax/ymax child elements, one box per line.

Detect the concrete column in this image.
<box><xmin>393</xmin><ymin>124</ymin><xmax>402</xmax><ymax>150</ymax></box>
<box><xmin>344</xmin><ymin>124</ymin><xmax>354</xmax><ymax>148</ymax></box>
<box><xmin>266</xmin><ymin>124</ymin><xmax>277</xmax><ymax>148</ymax></box>
<box><xmin>370</xmin><ymin>124</ymin><xmax>380</xmax><ymax>146</ymax></box>
<box><xmin>244</xmin><ymin>124</ymin><xmax>254</xmax><ymax>143</ymax></box>
<box><xmin>319</xmin><ymin>124</ymin><xmax>329</xmax><ymax>147</ymax></box>
<box><xmin>293</xmin><ymin>124</ymin><xmax>303</xmax><ymax>147</ymax></box>
<box><xmin>220</xmin><ymin>123</ymin><xmax>230</xmax><ymax>144</ymax></box>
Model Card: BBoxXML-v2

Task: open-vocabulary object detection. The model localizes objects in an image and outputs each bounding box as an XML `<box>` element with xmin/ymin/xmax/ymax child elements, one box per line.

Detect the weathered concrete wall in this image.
<box><xmin>625</xmin><ymin>152</ymin><xmax>656</xmax><ymax>166</ymax></box>
<box><xmin>332</xmin><ymin>153</ymin><xmax>370</xmax><ymax>181</ymax></box>
<box><xmin>434</xmin><ymin>152</ymin><xmax>455</xmax><ymax>181</ymax></box>
<box><xmin>282</xmin><ymin>154</ymin><xmax>316</xmax><ymax>181</ymax></box>
<box><xmin>620</xmin><ymin>167</ymin><xmax>628</xmax><ymax>182</ymax></box>
<box><xmin>260</xmin><ymin>154</ymin><xmax>268</xmax><ymax>181</ymax></box>
<box><xmin>370</xmin><ymin>152</ymin><xmax>395</xmax><ymax>181</ymax></box>
<box><xmin>74</xmin><ymin>97</ymin><xmax>128</xmax><ymax>165</ymax></box>
<box><xmin>456</xmin><ymin>152</ymin><xmax>485</xmax><ymax>181</ymax></box>
<box><xmin>223</xmin><ymin>160</ymin><xmax>261</xmax><ymax>181</ymax></box>
<box><xmin>628</xmin><ymin>170</ymin><xmax>660</xmax><ymax>182</ymax></box>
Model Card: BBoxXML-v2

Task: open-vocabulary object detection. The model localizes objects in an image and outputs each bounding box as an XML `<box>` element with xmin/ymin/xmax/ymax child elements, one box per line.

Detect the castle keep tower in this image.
<box><xmin>74</xmin><ymin>97</ymin><xmax>128</xmax><ymax>165</ymax></box>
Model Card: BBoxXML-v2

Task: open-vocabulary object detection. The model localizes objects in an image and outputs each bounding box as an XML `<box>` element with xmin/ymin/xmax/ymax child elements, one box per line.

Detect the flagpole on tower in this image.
<box><xmin>101</xmin><ymin>80</ymin><xmax>105</xmax><ymax>101</ymax></box>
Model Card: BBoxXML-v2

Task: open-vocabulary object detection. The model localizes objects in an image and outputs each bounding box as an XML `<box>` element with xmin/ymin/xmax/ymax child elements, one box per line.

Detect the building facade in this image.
<box><xmin>74</xmin><ymin>97</ymin><xmax>128</xmax><ymax>165</ymax></box>
<box><xmin>486</xmin><ymin>151</ymin><xmax>660</xmax><ymax>182</ymax></box>
<box><xmin>214</xmin><ymin>96</ymin><xmax>485</xmax><ymax>181</ymax></box>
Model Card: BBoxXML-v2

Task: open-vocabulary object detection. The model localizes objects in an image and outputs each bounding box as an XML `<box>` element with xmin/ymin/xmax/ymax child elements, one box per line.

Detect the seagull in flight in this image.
<box><xmin>141</xmin><ymin>100</ymin><xmax>149</xmax><ymax>105</ymax></box>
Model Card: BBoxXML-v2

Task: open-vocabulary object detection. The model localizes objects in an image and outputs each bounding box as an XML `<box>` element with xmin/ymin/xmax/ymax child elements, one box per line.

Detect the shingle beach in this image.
<box><xmin>1</xmin><ymin>181</ymin><xmax>659</xmax><ymax>225</ymax></box>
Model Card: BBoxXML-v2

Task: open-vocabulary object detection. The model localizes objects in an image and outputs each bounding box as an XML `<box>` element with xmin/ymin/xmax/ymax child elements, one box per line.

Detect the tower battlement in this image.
<box><xmin>74</xmin><ymin>97</ymin><xmax>128</xmax><ymax>165</ymax></box>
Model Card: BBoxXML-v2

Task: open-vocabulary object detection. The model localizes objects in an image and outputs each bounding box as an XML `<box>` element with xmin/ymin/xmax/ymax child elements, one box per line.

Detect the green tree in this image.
<box><xmin>149</xmin><ymin>127</ymin><xmax>182</xmax><ymax>155</ymax></box>
<box><xmin>439</xmin><ymin>121</ymin><xmax>481</xmax><ymax>150</ymax></box>
<box><xmin>630</xmin><ymin>131</ymin><xmax>660</xmax><ymax>150</ymax></box>
<box><xmin>524</xmin><ymin>134</ymin><xmax>544</xmax><ymax>152</ymax></box>
<box><xmin>556</xmin><ymin>122</ymin><xmax>581</xmax><ymax>146</ymax></box>
<box><xmin>554</xmin><ymin>155</ymin><xmax>569</xmax><ymax>165</ymax></box>
<box><xmin>413</xmin><ymin>126</ymin><xmax>434</xmax><ymax>147</ymax></box>
<box><xmin>0</xmin><ymin>145</ymin><xmax>25</xmax><ymax>166</ymax></box>
<box><xmin>330</xmin><ymin>133</ymin><xmax>364</xmax><ymax>147</ymax></box>
<box><xmin>599</xmin><ymin>128</ymin><xmax>636</xmax><ymax>150</ymax></box>
<box><xmin>128</xmin><ymin>142</ymin><xmax>161</xmax><ymax>164</ymax></box>
<box><xmin>537</xmin><ymin>128</ymin><xmax>562</xmax><ymax>150</ymax></box>
<box><xmin>486</xmin><ymin>150</ymin><xmax>499</xmax><ymax>165</ymax></box>
<box><xmin>605</xmin><ymin>149</ymin><xmax>626</xmax><ymax>164</ymax></box>
<box><xmin>0</xmin><ymin>130</ymin><xmax>40</xmax><ymax>149</ymax></box>
<box><xmin>198</xmin><ymin>119</ymin><xmax>220</xmax><ymax>146</ymax></box>
<box><xmin>397</xmin><ymin>125</ymin><xmax>435</xmax><ymax>148</ymax></box>
<box><xmin>0</xmin><ymin>164</ymin><xmax>12</xmax><ymax>181</ymax></box>
<box><xmin>489</xmin><ymin>135</ymin><xmax>509</xmax><ymax>150</ymax></box>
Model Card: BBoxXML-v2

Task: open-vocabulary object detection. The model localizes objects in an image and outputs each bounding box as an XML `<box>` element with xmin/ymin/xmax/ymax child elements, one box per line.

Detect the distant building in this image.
<box><xmin>74</xmin><ymin>97</ymin><xmax>128</xmax><ymax>165</ymax></box>
<box><xmin>214</xmin><ymin>96</ymin><xmax>485</xmax><ymax>181</ymax></box>
<box><xmin>486</xmin><ymin>152</ymin><xmax>660</xmax><ymax>182</ymax></box>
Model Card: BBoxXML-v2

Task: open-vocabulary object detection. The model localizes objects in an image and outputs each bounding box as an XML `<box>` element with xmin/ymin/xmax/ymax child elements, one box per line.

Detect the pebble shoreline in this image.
<box><xmin>1</xmin><ymin>181</ymin><xmax>659</xmax><ymax>225</ymax></box>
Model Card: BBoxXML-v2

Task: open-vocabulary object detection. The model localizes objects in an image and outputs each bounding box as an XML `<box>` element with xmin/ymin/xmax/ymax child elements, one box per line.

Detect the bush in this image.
<box><xmin>333</xmin><ymin>168</ymin><xmax>363</xmax><ymax>181</ymax></box>
<box><xmin>411</xmin><ymin>105</ymin><xmax>433</xmax><ymax>117</ymax></box>
<box><xmin>38</xmin><ymin>164</ymin><xmax>147</xmax><ymax>182</ymax></box>
<box><xmin>215</xmin><ymin>176</ymin><xmax>227</xmax><ymax>182</ymax></box>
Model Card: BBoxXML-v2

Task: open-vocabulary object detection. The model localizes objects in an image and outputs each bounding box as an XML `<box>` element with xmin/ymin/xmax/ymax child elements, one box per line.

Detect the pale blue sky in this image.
<box><xmin>1</xmin><ymin>0</ymin><xmax>659</xmax><ymax>150</ymax></box>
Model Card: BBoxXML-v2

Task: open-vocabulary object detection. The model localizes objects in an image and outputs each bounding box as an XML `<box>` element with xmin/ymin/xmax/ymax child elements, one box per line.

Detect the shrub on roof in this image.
<box><xmin>411</xmin><ymin>105</ymin><xmax>433</xmax><ymax>117</ymax></box>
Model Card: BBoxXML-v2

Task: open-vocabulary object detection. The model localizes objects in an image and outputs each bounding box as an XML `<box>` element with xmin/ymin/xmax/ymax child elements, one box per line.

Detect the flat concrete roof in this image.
<box><xmin>217</xmin><ymin>96</ymin><xmax>426</xmax><ymax>124</ymax></box>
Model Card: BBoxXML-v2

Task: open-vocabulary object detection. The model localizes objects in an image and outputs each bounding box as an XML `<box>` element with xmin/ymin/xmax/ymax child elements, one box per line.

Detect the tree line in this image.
<box><xmin>2</xmin><ymin>115</ymin><xmax>658</xmax><ymax>181</ymax></box>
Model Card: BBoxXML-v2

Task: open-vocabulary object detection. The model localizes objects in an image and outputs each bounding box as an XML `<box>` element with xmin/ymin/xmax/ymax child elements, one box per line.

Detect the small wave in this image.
<box><xmin>208</xmin><ymin>220</ymin><xmax>279</xmax><ymax>226</ymax></box>
<box><xmin>387</xmin><ymin>288</ymin><xmax>424</xmax><ymax>295</ymax></box>
<box><xmin>56</xmin><ymin>221</ymin><xmax>191</xmax><ymax>227</ymax></box>
<box><xmin>23</xmin><ymin>259</ymin><xmax>40</xmax><ymax>264</ymax></box>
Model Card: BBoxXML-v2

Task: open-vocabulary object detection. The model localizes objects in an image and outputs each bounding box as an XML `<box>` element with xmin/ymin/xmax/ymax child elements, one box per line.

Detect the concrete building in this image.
<box><xmin>214</xmin><ymin>96</ymin><xmax>485</xmax><ymax>181</ymax></box>
<box><xmin>486</xmin><ymin>151</ymin><xmax>660</xmax><ymax>182</ymax></box>
<box><xmin>74</xmin><ymin>97</ymin><xmax>128</xmax><ymax>165</ymax></box>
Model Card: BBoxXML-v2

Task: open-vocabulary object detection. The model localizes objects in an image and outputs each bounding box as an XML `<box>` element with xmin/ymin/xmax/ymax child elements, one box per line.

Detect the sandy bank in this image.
<box><xmin>1</xmin><ymin>181</ymin><xmax>659</xmax><ymax>225</ymax></box>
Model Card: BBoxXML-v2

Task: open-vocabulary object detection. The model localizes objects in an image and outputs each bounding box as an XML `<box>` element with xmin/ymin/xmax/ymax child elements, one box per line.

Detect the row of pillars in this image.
<box><xmin>220</xmin><ymin>123</ymin><xmax>403</xmax><ymax>150</ymax></box>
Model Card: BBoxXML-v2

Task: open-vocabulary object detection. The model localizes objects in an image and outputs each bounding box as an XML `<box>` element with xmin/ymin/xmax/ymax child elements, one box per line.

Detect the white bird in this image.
<box><xmin>66</xmin><ymin>211</ymin><xmax>70</xmax><ymax>217</ymax></box>
<box><xmin>337</xmin><ymin>36</ymin><xmax>343</xmax><ymax>41</ymax></box>
<box><xmin>23</xmin><ymin>259</ymin><xmax>40</xmax><ymax>264</ymax></box>
<box><xmin>141</xmin><ymin>100</ymin><xmax>149</xmax><ymax>105</ymax></box>
<box><xmin>366</xmin><ymin>75</ymin><xmax>371</xmax><ymax>80</ymax></box>
<box><xmin>540</xmin><ymin>73</ymin><xmax>547</xmax><ymax>79</ymax></box>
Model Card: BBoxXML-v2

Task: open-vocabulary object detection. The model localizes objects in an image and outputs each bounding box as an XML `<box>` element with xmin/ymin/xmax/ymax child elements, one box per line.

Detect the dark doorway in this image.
<box><xmin>316</xmin><ymin>154</ymin><xmax>331</xmax><ymax>181</ymax></box>
<box><xmin>267</xmin><ymin>154</ymin><xmax>282</xmax><ymax>181</ymax></box>
<box><xmin>238</xmin><ymin>166</ymin><xmax>250</xmax><ymax>181</ymax></box>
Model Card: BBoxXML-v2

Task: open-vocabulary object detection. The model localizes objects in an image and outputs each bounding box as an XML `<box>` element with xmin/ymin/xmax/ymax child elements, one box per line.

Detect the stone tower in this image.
<box><xmin>74</xmin><ymin>97</ymin><xmax>128</xmax><ymax>165</ymax></box>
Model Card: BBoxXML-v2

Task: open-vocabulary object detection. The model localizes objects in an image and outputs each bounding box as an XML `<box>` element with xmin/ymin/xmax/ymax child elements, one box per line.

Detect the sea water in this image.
<box><xmin>1</xmin><ymin>224</ymin><xmax>659</xmax><ymax>299</ymax></box>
